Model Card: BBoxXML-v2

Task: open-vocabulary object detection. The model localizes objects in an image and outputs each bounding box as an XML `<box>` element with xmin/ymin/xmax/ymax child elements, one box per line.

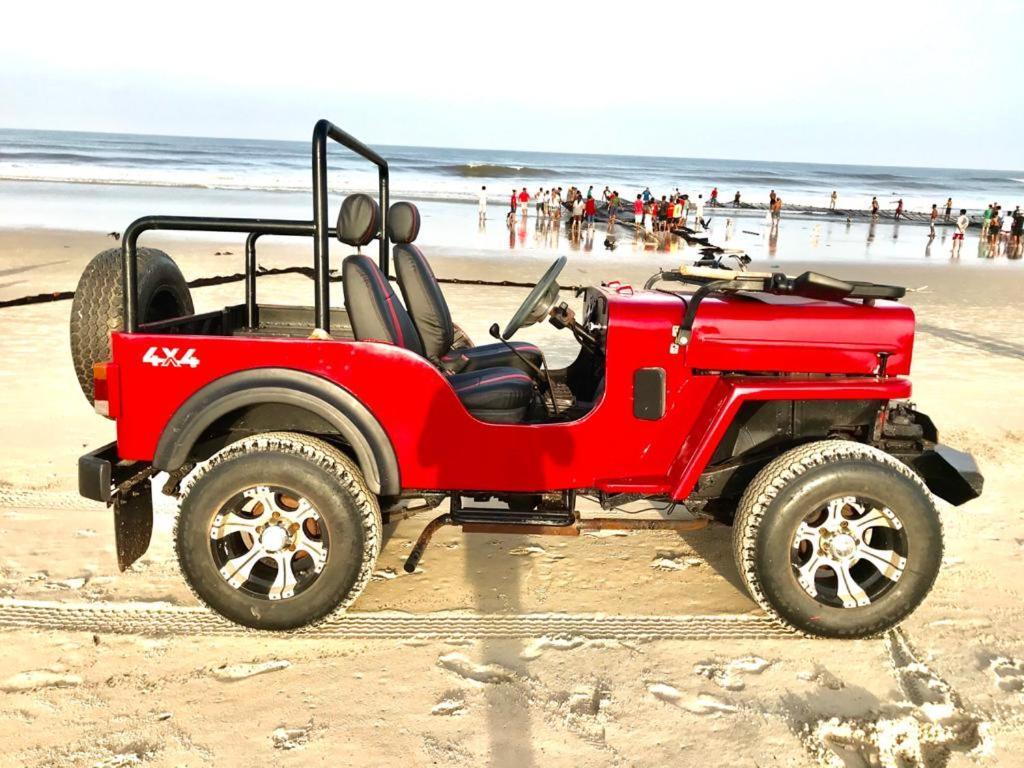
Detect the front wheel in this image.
<box><xmin>175</xmin><ymin>433</ymin><xmax>381</xmax><ymax>630</ymax></box>
<box><xmin>732</xmin><ymin>440</ymin><xmax>942</xmax><ymax>639</ymax></box>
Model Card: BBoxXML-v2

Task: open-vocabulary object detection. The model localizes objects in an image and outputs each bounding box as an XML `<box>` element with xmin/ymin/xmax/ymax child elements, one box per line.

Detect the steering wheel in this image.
<box><xmin>502</xmin><ymin>256</ymin><xmax>567</xmax><ymax>340</ymax></box>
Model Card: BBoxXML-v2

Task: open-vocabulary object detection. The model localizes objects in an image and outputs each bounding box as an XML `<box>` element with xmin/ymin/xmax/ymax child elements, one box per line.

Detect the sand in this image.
<box><xmin>1</xmin><ymin>222</ymin><xmax>1023</xmax><ymax>767</ymax></box>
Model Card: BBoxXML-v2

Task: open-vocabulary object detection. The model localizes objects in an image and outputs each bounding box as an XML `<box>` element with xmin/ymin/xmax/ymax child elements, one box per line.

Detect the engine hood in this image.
<box><xmin>684</xmin><ymin>292</ymin><xmax>914</xmax><ymax>375</ymax></box>
<box><xmin>601</xmin><ymin>286</ymin><xmax>915</xmax><ymax>376</ymax></box>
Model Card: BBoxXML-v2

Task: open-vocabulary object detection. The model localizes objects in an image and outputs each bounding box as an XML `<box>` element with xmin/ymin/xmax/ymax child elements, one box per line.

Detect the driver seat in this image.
<box><xmin>388</xmin><ymin>202</ymin><xmax>544</xmax><ymax>375</ymax></box>
<box><xmin>339</xmin><ymin>195</ymin><xmax>534</xmax><ymax>424</ymax></box>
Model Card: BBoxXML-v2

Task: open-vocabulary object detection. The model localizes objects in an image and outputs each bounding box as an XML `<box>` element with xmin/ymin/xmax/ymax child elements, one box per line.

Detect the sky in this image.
<box><xmin>2</xmin><ymin>0</ymin><xmax>1022</xmax><ymax>170</ymax></box>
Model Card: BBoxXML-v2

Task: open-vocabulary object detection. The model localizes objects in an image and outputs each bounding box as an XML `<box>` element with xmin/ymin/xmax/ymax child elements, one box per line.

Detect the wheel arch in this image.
<box><xmin>152</xmin><ymin>368</ymin><xmax>399</xmax><ymax>496</ymax></box>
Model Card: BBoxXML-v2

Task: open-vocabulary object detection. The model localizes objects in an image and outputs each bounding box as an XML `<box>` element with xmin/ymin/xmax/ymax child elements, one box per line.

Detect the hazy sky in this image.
<box><xmin>3</xmin><ymin>0</ymin><xmax>1022</xmax><ymax>169</ymax></box>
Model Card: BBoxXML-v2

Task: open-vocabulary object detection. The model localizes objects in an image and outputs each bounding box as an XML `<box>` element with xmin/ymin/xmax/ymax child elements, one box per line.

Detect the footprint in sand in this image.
<box><xmin>648</xmin><ymin>683</ymin><xmax>737</xmax><ymax>715</ymax></box>
<box><xmin>988</xmin><ymin>656</ymin><xmax>1024</xmax><ymax>693</ymax></box>
<box><xmin>437</xmin><ymin>652</ymin><xmax>515</xmax><ymax>685</ymax></box>
<box><xmin>211</xmin><ymin>659</ymin><xmax>290</xmax><ymax>681</ymax></box>
<box><xmin>793</xmin><ymin>629</ymin><xmax>990</xmax><ymax>768</ymax></box>
<box><xmin>797</xmin><ymin>665</ymin><xmax>845</xmax><ymax>691</ymax></box>
<box><xmin>694</xmin><ymin>656</ymin><xmax>770</xmax><ymax>691</ymax></box>
<box><xmin>431</xmin><ymin>691</ymin><xmax>468</xmax><ymax>716</ymax></box>
<box><xmin>508</xmin><ymin>544</ymin><xmax>546</xmax><ymax>556</ymax></box>
<box><xmin>649</xmin><ymin>551</ymin><xmax>704</xmax><ymax>571</ymax></box>
<box><xmin>1</xmin><ymin>669</ymin><xmax>82</xmax><ymax>692</ymax></box>
<box><xmin>272</xmin><ymin>720</ymin><xmax>314</xmax><ymax>750</ymax></box>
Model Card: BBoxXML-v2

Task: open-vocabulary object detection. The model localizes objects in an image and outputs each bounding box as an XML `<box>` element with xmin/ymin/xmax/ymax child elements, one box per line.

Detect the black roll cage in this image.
<box><xmin>121</xmin><ymin>119</ymin><xmax>390</xmax><ymax>333</ymax></box>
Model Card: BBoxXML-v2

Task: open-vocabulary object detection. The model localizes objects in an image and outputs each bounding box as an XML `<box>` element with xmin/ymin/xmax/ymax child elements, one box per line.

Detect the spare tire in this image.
<box><xmin>70</xmin><ymin>247</ymin><xmax>193</xmax><ymax>403</ymax></box>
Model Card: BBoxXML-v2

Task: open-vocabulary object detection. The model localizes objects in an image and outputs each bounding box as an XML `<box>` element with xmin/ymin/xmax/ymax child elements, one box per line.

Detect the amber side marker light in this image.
<box><xmin>93</xmin><ymin>361</ymin><xmax>111</xmax><ymax>418</ymax></box>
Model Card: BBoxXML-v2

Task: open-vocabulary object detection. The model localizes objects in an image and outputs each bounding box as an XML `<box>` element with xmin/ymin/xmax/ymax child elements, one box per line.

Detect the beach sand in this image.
<box><xmin>1</xmin><ymin>220</ymin><xmax>1023</xmax><ymax>767</ymax></box>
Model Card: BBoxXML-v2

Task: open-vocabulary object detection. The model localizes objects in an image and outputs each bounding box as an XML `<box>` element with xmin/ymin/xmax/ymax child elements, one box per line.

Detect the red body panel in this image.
<box><xmin>688</xmin><ymin>293</ymin><xmax>914</xmax><ymax>375</ymax></box>
<box><xmin>110</xmin><ymin>287</ymin><xmax>913</xmax><ymax>499</ymax></box>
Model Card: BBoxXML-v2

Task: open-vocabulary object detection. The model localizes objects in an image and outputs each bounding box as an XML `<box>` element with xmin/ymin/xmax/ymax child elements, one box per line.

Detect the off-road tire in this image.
<box><xmin>175</xmin><ymin>432</ymin><xmax>382</xmax><ymax>631</ymax></box>
<box><xmin>70</xmin><ymin>247</ymin><xmax>193</xmax><ymax>403</ymax></box>
<box><xmin>732</xmin><ymin>439</ymin><xmax>942</xmax><ymax>639</ymax></box>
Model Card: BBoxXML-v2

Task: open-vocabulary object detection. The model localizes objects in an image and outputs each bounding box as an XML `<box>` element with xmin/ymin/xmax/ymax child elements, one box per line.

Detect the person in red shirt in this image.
<box><xmin>634</xmin><ymin>194</ymin><xmax>644</xmax><ymax>229</ymax></box>
<box><xmin>518</xmin><ymin>188</ymin><xmax>530</xmax><ymax>218</ymax></box>
<box><xmin>584</xmin><ymin>195</ymin><xmax>596</xmax><ymax>229</ymax></box>
<box><xmin>710</xmin><ymin>187</ymin><xmax>718</xmax><ymax>206</ymax></box>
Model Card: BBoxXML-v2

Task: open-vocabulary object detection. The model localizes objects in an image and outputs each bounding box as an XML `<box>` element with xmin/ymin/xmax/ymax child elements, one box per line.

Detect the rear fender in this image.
<box><xmin>152</xmin><ymin>368</ymin><xmax>399</xmax><ymax>495</ymax></box>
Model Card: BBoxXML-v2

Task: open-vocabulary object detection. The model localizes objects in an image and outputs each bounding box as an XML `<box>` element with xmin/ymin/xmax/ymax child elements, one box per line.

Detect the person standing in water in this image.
<box><xmin>830</xmin><ymin>190</ymin><xmax>837</xmax><ymax>210</ymax></box>
<box><xmin>981</xmin><ymin>204</ymin><xmax>993</xmax><ymax>238</ymax></box>
<box><xmin>518</xmin><ymin>188</ymin><xmax>530</xmax><ymax>217</ymax></box>
<box><xmin>710</xmin><ymin>187</ymin><xmax>718</xmax><ymax>206</ymax></box>
<box><xmin>571</xmin><ymin>193</ymin><xmax>584</xmax><ymax>237</ymax></box>
<box><xmin>929</xmin><ymin>204</ymin><xmax>939</xmax><ymax>238</ymax></box>
<box><xmin>634</xmin><ymin>194</ymin><xmax>644</xmax><ymax>231</ymax></box>
<box><xmin>952</xmin><ymin>208</ymin><xmax>969</xmax><ymax>258</ymax></box>
<box><xmin>894</xmin><ymin>199</ymin><xmax>904</xmax><ymax>221</ymax></box>
<box><xmin>871</xmin><ymin>197</ymin><xmax>880</xmax><ymax>219</ymax></box>
<box><xmin>944</xmin><ymin>197</ymin><xmax>953</xmax><ymax>222</ymax></box>
<box><xmin>1011</xmin><ymin>206</ymin><xmax>1024</xmax><ymax>253</ymax></box>
<box><xmin>733</xmin><ymin>190</ymin><xmax>741</xmax><ymax>207</ymax></box>
<box><xmin>771</xmin><ymin>196</ymin><xmax>782</xmax><ymax>229</ymax></box>
<box><xmin>478</xmin><ymin>185</ymin><xmax>488</xmax><ymax>223</ymax></box>
<box><xmin>769</xmin><ymin>189</ymin><xmax>777</xmax><ymax>209</ymax></box>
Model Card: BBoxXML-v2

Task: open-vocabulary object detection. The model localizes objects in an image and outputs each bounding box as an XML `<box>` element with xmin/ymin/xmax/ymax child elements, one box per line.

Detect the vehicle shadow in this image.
<box><xmin>464</xmin><ymin>533</ymin><xmax>536</xmax><ymax>767</ymax></box>
<box><xmin>415</xmin><ymin>387</ymin><xmax>547</xmax><ymax>766</ymax></box>
<box><xmin>675</xmin><ymin>522</ymin><xmax>748</xmax><ymax>596</ymax></box>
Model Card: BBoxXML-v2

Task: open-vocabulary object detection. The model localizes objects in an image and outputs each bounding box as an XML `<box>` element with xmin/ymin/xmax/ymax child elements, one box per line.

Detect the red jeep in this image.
<box><xmin>74</xmin><ymin>121</ymin><xmax>982</xmax><ymax>638</ymax></box>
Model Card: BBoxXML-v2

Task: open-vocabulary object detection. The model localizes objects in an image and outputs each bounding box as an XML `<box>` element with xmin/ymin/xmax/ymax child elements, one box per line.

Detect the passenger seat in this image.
<box><xmin>339</xmin><ymin>194</ymin><xmax>534</xmax><ymax>424</ymax></box>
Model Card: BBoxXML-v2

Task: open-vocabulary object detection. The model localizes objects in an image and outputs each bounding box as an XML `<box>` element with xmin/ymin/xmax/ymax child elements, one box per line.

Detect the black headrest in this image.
<box><xmin>388</xmin><ymin>202</ymin><xmax>421</xmax><ymax>244</ymax></box>
<box><xmin>337</xmin><ymin>194</ymin><xmax>380</xmax><ymax>247</ymax></box>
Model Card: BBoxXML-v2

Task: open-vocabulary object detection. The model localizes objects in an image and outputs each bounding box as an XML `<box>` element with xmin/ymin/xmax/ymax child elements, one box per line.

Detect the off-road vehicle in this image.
<box><xmin>75</xmin><ymin>120</ymin><xmax>982</xmax><ymax>638</ymax></box>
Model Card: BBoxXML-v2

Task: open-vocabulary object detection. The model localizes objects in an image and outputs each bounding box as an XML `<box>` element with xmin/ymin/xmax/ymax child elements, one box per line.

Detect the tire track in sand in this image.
<box><xmin>0</xmin><ymin>598</ymin><xmax>794</xmax><ymax>640</ymax></box>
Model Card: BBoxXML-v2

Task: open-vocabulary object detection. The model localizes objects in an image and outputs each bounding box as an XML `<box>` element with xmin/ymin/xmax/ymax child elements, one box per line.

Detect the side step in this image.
<box><xmin>403</xmin><ymin>497</ymin><xmax>708</xmax><ymax>573</ymax></box>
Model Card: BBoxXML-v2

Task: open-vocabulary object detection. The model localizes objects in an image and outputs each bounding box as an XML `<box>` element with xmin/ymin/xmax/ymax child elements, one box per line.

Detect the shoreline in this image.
<box><xmin>2</xmin><ymin>225</ymin><xmax>1023</xmax><ymax>310</ymax></box>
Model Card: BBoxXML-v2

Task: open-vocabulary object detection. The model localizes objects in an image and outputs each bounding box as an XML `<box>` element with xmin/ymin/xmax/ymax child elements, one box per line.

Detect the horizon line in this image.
<box><xmin>0</xmin><ymin>124</ymin><xmax>1022</xmax><ymax>177</ymax></box>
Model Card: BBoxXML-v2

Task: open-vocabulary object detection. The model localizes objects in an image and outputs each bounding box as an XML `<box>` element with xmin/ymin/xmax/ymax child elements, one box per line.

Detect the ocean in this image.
<box><xmin>0</xmin><ymin>128</ymin><xmax>1021</xmax><ymax>233</ymax></box>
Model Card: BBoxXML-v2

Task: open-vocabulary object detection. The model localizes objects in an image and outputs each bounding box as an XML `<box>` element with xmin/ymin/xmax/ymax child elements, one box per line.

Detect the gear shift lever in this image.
<box><xmin>488</xmin><ymin>323</ymin><xmax>558</xmax><ymax>416</ymax></box>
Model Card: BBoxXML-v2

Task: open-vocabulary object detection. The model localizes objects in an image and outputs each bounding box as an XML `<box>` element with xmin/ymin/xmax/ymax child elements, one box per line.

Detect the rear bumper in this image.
<box><xmin>80</xmin><ymin>441</ymin><xmax>154</xmax><ymax>502</ymax></box>
<box><xmin>910</xmin><ymin>443</ymin><xmax>983</xmax><ymax>506</ymax></box>
<box><xmin>79</xmin><ymin>442</ymin><xmax>122</xmax><ymax>503</ymax></box>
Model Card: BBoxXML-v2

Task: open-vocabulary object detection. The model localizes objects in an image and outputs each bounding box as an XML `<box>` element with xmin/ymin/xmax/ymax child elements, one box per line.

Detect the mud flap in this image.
<box><xmin>114</xmin><ymin>479</ymin><xmax>153</xmax><ymax>572</ymax></box>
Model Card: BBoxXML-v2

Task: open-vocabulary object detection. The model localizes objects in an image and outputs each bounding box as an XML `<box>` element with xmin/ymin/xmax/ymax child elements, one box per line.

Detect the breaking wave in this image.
<box><xmin>436</xmin><ymin>163</ymin><xmax>559</xmax><ymax>179</ymax></box>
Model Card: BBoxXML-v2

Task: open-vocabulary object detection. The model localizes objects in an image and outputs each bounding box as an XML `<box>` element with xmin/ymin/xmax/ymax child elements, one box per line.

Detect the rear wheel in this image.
<box><xmin>70</xmin><ymin>247</ymin><xmax>193</xmax><ymax>403</ymax></box>
<box><xmin>733</xmin><ymin>440</ymin><xmax>942</xmax><ymax>639</ymax></box>
<box><xmin>175</xmin><ymin>433</ymin><xmax>381</xmax><ymax>630</ymax></box>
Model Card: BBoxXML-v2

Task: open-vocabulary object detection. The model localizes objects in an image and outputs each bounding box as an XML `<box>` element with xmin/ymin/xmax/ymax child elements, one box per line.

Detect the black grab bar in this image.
<box><xmin>312</xmin><ymin>119</ymin><xmax>390</xmax><ymax>331</ymax></box>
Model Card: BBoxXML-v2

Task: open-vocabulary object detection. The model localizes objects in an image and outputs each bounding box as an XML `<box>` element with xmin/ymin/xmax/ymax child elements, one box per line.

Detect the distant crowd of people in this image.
<box><xmin>475</xmin><ymin>182</ymin><xmax>1022</xmax><ymax>255</ymax></box>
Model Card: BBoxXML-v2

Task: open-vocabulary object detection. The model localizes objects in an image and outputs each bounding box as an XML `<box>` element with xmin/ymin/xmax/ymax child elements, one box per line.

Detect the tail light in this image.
<box><xmin>93</xmin><ymin>362</ymin><xmax>112</xmax><ymax>418</ymax></box>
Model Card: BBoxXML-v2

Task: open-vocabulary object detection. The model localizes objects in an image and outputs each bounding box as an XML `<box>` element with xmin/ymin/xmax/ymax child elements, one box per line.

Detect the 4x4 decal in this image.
<box><xmin>143</xmin><ymin>347</ymin><xmax>200</xmax><ymax>368</ymax></box>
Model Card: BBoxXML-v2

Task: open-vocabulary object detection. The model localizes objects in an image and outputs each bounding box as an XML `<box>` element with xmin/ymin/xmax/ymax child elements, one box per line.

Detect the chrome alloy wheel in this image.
<box><xmin>209</xmin><ymin>485</ymin><xmax>328</xmax><ymax>601</ymax></box>
<box><xmin>791</xmin><ymin>496</ymin><xmax>908</xmax><ymax>609</ymax></box>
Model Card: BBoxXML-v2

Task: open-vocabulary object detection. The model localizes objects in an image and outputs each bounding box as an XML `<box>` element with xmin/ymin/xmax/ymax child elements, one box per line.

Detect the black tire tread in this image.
<box><xmin>731</xmin><ymin>439</ymin><xmax>941</xmax><ymax>639</ymax></box>
<box><xmin>174</xmin><ymin>432</ymin><xmax>382</xmax><ymax>630</ymax></box>
<box><xmin>69</xmin><ymin>247</ymin><xmax>192</xmax><ymax>403</ymax></box>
